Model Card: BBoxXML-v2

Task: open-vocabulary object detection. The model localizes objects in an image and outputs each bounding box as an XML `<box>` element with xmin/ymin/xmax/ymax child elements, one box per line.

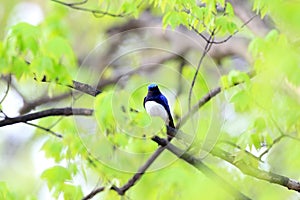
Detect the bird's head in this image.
<box><xmin>148</xmin><ymin>83</ymin><xmax>159</xmax><ymax>91</ymax></box>
<box><xmin>147</xmin><ymin>83</ymin><xmax>161</xmax><ymax>95</ymax></box>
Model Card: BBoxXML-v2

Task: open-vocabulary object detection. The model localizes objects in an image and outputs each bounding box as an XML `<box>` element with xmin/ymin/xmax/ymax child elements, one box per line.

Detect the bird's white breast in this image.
<box><xmin>145</xmin><ymin>101</ymin><xmax>169</xmax><ymax>123</ymax></box>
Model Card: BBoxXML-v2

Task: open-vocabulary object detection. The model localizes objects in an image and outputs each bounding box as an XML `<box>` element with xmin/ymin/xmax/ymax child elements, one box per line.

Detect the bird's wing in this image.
<box><xmin>159</xmin><ymin>94</ymin><xmax>175</xmax><ymax>128</ymax></box>
<box><xmin>143</xmin><ymin>96</ymin><xmax>147</xmax><ymax>108</ymax></box>
<box><xmin>158</xmin><ymin>94</ymin><xmax>171</xmax><ymax>113</ymax></box>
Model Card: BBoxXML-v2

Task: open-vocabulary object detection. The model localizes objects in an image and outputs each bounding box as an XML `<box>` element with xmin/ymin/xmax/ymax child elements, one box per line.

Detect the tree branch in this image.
<box><xmin>84</xmin><ymin>129</ymin><xmax>300</xmax><ymax>200</ymax></box>
<box><xmin>19</xmin><ymin>93</ymin><xmax>72</xmax><ymax>114</ymax></box>
<box><xmin>71</xmin><ymin>80</ymin><xmax>101</xmax><ymax>96</ymax></box>
<box><xmin>151</xmin><ymin>136</ymin><xmax>251</xmax><ymax>200</ymax></box>
<box><xmin>210</xmin><ymin>147</ymin><xmax>300</xmax><ymax>192</ymax></box>
<box><xmin>82</xmin><ymin>146</ymin><xmax>167</xmax><ymax>199</ymax></box>
<box><xmin>0</xmin><ymin>107</ymin><xmax>93</xmax><ymax>127</ymax></box>
<box><xmin>35</xmin><ymin>74</ymin><xmax>101</xmax><ymax>97</ymax></box>
<box><xmin>179</xmin><ymin>86</ymin><xmax>221</xmax><ymax>128</ymax></box>
<box><xmin>153</xmin><ymin>136</ymin><xmax>300</xmax><ymax>194</ymax></box>
<box><xmin>116</xmin><ymin>146</ymin><xmax>166</xmax><ymax>195</ymax></box>
<box><xmin>82</xmin><ymin>186</ymin><xmax>105</xmax><ymax>200</ymax></box>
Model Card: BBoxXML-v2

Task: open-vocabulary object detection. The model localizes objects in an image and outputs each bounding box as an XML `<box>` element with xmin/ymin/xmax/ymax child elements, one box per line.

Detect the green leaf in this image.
<box><xmin>0</xmin><ymin>182</ymin><xmax>15</xmax><ymax>200</ymax></box>
<box><xmin>62</xmin><ymin>184</ymin><xmax>83</xmax><ymax>200</ymax></box>
<box><xmin>24</xmin><ymin>36</ymin><xmax>38</xmax><ymax>55</ymax></box>
<box><xmin>221</xmin><ymin>70</ymin><xmax>250</xmax><ymax>89</ymax></box>
<box><xmin>248</xmin><ymin>37</ymin><xmax>264</xmax><ymax>58</ymax></box>
<box><xmin>11</xmin><ymin>22</ymin><xmax>39</xmax><ymax>38</ymax></box>
<box><xmin>41</xmin><ymin>166</ymin><xmax>72</xmax><ymax>189</ymax></box>
<box><xmin>227</xmin><ymin>21</ymin><xmax>237</xmax><ymax>34</ymax></box>
<box><xmin>95</xmin><ymin>91</ymin><xmax>116</xmax><ymax>132</ymax></box>
<box><xmin>254</xmin><ymin>117</ymin><xmax>266</xmax><ymax>132</ymax></box>
<box><xmin>11</xmin><ymin>57</ymin><xmax>28</xmax><ymax>79</ymax></box>
<box><xmin>30</xmin><ymin>56</ymin><xmax>54</xmax><ymax>81</ymax></box>
<box><xmin>220</xmin><ymin>75</ymin><xmax>230</xmax><ymax>89</ymax></box>
<box><xmin>191</xmin><ymin>6</ymin><xmax>205</xmax><ymax>19</ymax></box>
<box><xmin>263</xmin><ymin>131</ymin><xmax>273</xmax><ymax>146</ymax></box>
<box><xmin>111</xmin><ymin>133</ymin><xmax>128</xmax><ymax>148</ymax></box>
<box><xmin>68</xmin><ymin>163</ymin><xmax>78</xmax><ymax>176</ymax></box>
<box><xmin>41</xmin><ymin>139</ymin><xmax>64</xmax><ymax>162</ymax></box>
<box><xmin>43</xmin><ymin>36</ymin><xmax>75</xmax><ymax>66</ymax></box>
<box><xmin>228</xmin><ymin>70</ymin><xmax>250</xmax><ymax>87</ymax></box>
<box><xmin>121</xmin><ymin>1</ymin><xmax>140</xmax><ymax>17</ymax></box>
<box><xmin>265</xmin><ymin>29</ymin><xmax>279</xmax><ymax>42</ymax></box>
<box><xmin>226</xmin><ymin>3</ymin><xmax>234</xmax><ymax>17</ymax></box>
<box><xmin>252</xmin><ymin>0</ymin><xmax>268</xmax><ymax>18</ymax></box>
<box><xmin>218</xmin><ymin>0</ymin><xmax>225</xmax><ymax>7</ymax></box>
<box><xmin>53</xmin><ymin>63</ymin><xmax>73</xmax><ymax>85</ymax></box>
<box><xmin>230</xmin><ymin>90</ymin><xmax>251</xmax><ymax>112</ymax></box>
<box><xmin>251</xmin><ymin>133</ymin><xmax>261</xmax><ymax>149</ymax></box>
<box><xmin>163</xmin><ymin>11</ymin><xmax>181</xmax><ymax>29</ymax></box>
<box><xmin>131</xmin><ymin>111</ymin><xmax>151</xmax><ymax>127</ymax></box>
<box><xmin>215</xmin><ymin>16</ymin><xmax>228</xmax><ymax>34</ymax></box>
<box><xmin>260</xmin><ymin>5</ymin><xmax>269</xmax><ymax>18</ymax></box>
<box><xmin>8</xmin><ymin>22</ymin><xmax>39</xmax><ymax>56</ymax></box>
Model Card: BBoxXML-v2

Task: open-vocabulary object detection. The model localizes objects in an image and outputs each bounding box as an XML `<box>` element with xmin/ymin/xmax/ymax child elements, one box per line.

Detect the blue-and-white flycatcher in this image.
<box><xmin>143</xmin><ymin>84</ymin><xmax>175</xmax><ymax>130</ymax></box>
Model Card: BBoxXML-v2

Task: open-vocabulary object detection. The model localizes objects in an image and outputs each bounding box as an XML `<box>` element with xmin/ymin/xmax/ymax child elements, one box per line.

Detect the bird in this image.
<box><xmin>143</xmin><ymin>84</ymin><xmax>175</xmax><ymax>132</ymax></box>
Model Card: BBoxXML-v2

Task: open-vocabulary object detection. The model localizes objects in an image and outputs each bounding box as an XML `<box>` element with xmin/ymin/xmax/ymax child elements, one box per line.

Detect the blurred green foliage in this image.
<box><xmin>0</xmin><ymin>0</ymin><xmax>300</xmax><ymax>200</ymax></box>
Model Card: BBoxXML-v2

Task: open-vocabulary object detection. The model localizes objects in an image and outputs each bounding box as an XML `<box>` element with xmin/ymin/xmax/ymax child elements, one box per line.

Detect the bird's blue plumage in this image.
<box><xmin>157</xmin><ymin>94</ymin><xmax>171</xmax><ymax>113</ymax></box>
<box><xmin>143</xmin><ymin>84</ymin><xmax>174</xmax><ymax>128</ymax></box>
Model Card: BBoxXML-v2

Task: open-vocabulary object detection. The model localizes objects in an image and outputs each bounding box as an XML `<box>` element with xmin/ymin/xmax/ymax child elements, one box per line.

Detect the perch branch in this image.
<box><xmin>0</xmin><ymin>107</ymin><xmax>93</xmax><ymax>127</ymax></box>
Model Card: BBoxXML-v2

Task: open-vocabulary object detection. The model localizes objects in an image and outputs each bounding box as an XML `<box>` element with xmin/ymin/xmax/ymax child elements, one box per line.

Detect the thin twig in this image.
<box><xmin>219</xmin><ymin>140</ymin><xmax>262</xmax><ymax>162</ymax></box>
<box><xmin>51</xmin><ymin>0</ymin><xmax>139</xmax><ymax>18</ymax></box>
<box><xmin>189</xmin><ymin>15</ymin><xmax>258</xmax><ymax>44</ymax></box>
<box><xmin>259</xmin><ymin>134</ymin><xmax>300</xmax><ymax>159</ymax></box>
<box><xmin>62</xmin><ymin>0</ymin><xmax>87</xmax><ymax>6</ymax></box>
<box><xmin>48</xmin><ymin>116</ymin><xmax>64</xmax><ymax>129</ymax></box>
<box><xmin>175</xmin><ymin>59</ymin><xmax>186</xmax><ymax>98</ymax></box>
<box><xmin>179</xmin><ymin>71</ymin><xmax>255</xmax><ymax>128</ymax></box>
<box><xmin>0</xmin><ymin>110</ymin><xmax>8</xmax><ymax>119</ymax></box>
<box><xmin>24</xmin><ymin>121</ymin><xmax>63</xmax><ymax>138</ymax></box>
<box><xmin>0</xmin><ymin>75</ymin><xmax>11</xmax><ymax>105</ymax></box>
<box><xmin>188</xmin><ymin>29</ymin><xmax>215</xmax><ymax>111</ymax></box>
<box><xmin>180</xmin><ymin>86</ymin><xmax>221</xmax><ymax>128</ymax></box>
<box><xmin>1</xmin><ymin>76</ymin><xmax>28</xmax><ymax>104</ymax></box>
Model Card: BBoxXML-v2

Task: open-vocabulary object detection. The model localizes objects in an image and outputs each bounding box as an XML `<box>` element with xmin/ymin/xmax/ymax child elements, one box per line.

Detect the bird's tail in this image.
<box><xmin>167</xmin><ymin>117</ymin><xmax>175</xmax><ymax>141</ymax></box>
<box><xmin>169</xmin><ymin>118</ymin><xmax>175</xmax><ymax>129</ymax></box>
